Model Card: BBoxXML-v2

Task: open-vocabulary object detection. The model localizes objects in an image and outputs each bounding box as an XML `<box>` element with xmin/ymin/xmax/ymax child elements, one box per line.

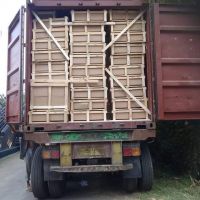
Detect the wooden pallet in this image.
<box><xmin>111</xmin><ymin>87</ymin><xmax>146</xmax><ymax>99</ymax></box>
<box><xmin>32</xmin><ymin>38</ymin><xmax>69</xmax><ymax>51</ymax></box>
<box><xmin>71</xmin><ymin>87</ymin><xmax>107</xmax><ymax>100</ymax></box>
<box><xmin>33</xmin><ymin>27</ymin><xmax>68</xmax><ymax>40</ymax></box>
<box><xmin>33</xmin><ymin>17</ymin><xmax>68</xmax><ymax>30</ymax></box>
<box><xmin>111</xmin><ymin>32</ymin><xmax>146</xmax><ymax>43</ymax></box>
<box><xmin>111</xmin><ymin>21</ymin><xmax>146</xmax><ymax>33</ymax></box>
<box><xmin>70</xmin><ymin>110</ymin><xmax>107</xmax><ymax>122</ymax></box>
<box><xmin>112</xmin><ymin>98</ymin><xmax>147</xmax><ymax>110</ymax></box>
<box><xmin>29</xmin><ymin>110</ymin><xmax>68</xmax><ymax>124</ymax></box>
<box><xmin>72</xmin><ymin>10</ymin><xmax>107</xmax><ymax>22</ymax></box>
<box><xmin>32</xmin><ymin>72</ymin><xmax>68</xmax><ymax>81</ymax></box>
<box><xmin>70</xmin><ymin>43</ymin><xmax>106</xmax><ymax>54</ymax></box>
<box><xmin>70</xmin><ymin>54</ymin><xmax>105</xmax><ymax>66</ymax></box>
<box><xmin>111</xmin><ymin>54</ymin><xmax>145</xmax><ymax>65</ymax></box>
<box><xmin>70</xmin><ymin>32</ymin><xmax>105</xmax><ymax>43</ymax></box>
<box><xmin>109</xmin><ymin>65</ymin><xmax>145</xmax><ymax>76</ymax></box>
<box><xmin>69</xmin><ymin>24</ymin><xmax>104</xmax><ymax>33</ymax></box>
<box><xmin>30</xmin><ymin>83</ymin><xmax>69</xmax><ymax>110</ymax></box>
<box><xmin>109</xmin><ymin>10</ymin><xmax>144</xmax><ymax>22</ymax></box>
<box><xmin>32</xmin><ymin>61</ymin><xmax>68</xmax><ymax>74</ymax></box>
<box><xmin>111</xmin><ymin>43</ymin><xmax>146</xmax><ymax>55</ymax></box>
<box><xmin>32</xmin><ymin>50</ymin><xmax>69</xmax><ymax>62</ymax></box>
<box><xmin>71</xmin><ymin>99</ymin><xmax>107</xmax><ymax>111</ymax></box>
<box><xmin>70</xmin><ymin>66</ymin><xmax>105</xmax><ymax>77</ymax></box>
<box><xmin>112</xmin><ymin>109</ymin><xmax>149</xmax><ymax>121</ymax></box>
<box><xmin>110</xmin><ymin>76</ymin><xmax>145</xmax><ymax>88</ymax></box>
<box><xmin>70</xmin><ymin>77</ymin><xmax>106</xmax><ymax>88</ymax></box>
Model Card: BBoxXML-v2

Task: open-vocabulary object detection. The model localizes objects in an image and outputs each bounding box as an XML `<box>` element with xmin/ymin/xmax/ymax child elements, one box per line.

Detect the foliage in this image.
<box><xmin>150</xmin><ymin>121</ymin><xmax>200</xmax><ymax>180</ymax></box>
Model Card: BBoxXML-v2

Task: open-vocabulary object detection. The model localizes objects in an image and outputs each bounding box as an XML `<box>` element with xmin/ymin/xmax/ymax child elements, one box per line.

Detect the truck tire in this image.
<box><xmin>31</xmin><ymin>146</ymin><xmax>49</xmax><ymax>199</ymax></box>
<box><xmin>138</xmin><ymin>143</ymin><xmax>153</xmax><ymax>191</ymax></box>
<box><xmin>48</xmin><ymin>180</ymin><xmax>65</xmax><ymax>198</ymax></box>
<box><xmin>122</xmin><ymin>178</ymin><xmax>138</xmax><ymax>193</ymax></box>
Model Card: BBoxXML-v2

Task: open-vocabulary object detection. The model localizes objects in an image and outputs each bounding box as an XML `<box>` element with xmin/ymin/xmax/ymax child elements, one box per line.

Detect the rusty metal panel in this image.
<box><xmin>6</xmin><ymin>7</ymin><xmax>24</xmax><ymax>123</ymax></box>
<box><xmin>153</xmin><ymin>4</ymin><xmax>200</xmax><ymax>120</ymax></box>
<box><xmin>31</xmin><ymin>0</ymin><xmax>145</xmax><ymax>7</ymax></box>
<box><xmin>72</xmin><ymin>143</ymin><xmax>111</xmax><ymax>159</ymax></box>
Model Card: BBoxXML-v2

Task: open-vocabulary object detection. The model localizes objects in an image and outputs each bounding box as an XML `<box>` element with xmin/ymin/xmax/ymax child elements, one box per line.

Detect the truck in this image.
<box><xmin>6</xmin><ymin>0</ymin><xmax>200</xmax><ymax>199</ymax></box>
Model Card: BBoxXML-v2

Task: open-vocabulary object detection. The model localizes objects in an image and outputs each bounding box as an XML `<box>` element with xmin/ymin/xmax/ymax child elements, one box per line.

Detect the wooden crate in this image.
<box><xmin>32</xmin><ymin>50</ymin><xmax>69</xmax><ymax>62</ymax></box>
<box><xmin>70</xmin><ymin>43</ymin><xmax>105</xmax><ymax>54</ymax></box>
<box><xmin>33</xmin><ymin>17</ymin><xmax>68</xmax><ymax>30</ymax></box>
<box><xmin>30</xmin><ymin>84</ymin><xmax>69</xmax><ymax>110</ymax></box>
<box><xmin>29</xmin><ymin>110</ymin><xmax>68</xmax><ymax>123</ymax></box>
<box><xmin>109</xmin><ymin>65</ymin><xmax>145</xmax><ymax>76</ymax></box>
<box><xmin>111</xmin><ymin>87</ymin><xmax>146</xmax><ymax>99</ymax></box>
<box><xmin>70</xmin><ymin>54</ymin><xmax>105</xmax><ymax>66</ymax></box>
<box><xmin>32</xmin><ymin>72</ymin><xmax>68</xmax><ymax>81</ymax></box>
<box><xmin>70</xmin><ymin>24</ymin><xmax>104</xmax><ymax>33</ymax></box>
<box><xmin>33</xmin><ymin>27</ymin><xmax>68</xmax><ymax>40</ymax></box>
<box><xmin>70</xmin><ymin>110</ymin><xmax>107</xmax><ymax>122</ymax></box>
<box><xmin>111</xmin><ymin>21</ymin><xmax>146</xmax><ymax>33</ymax></box>
<box><xmin>70</xmin><ymin>66</ymin><xmax>105</xmax><ymax>77</ymax></box>
<box><xmin>32</xmin><ymin>61</ymin><xmax>68</xmax><ymax>74</ymax></box>
<box><xmin>110</xmin><ymin>76</ymin><xmax>145</xmax><ymax>88</ymax></box>
<box><xmin>71</xmin><ymin>99</ymin><xmax>107</xmax><ymax>111</ymax></box>
<box><xmin>70</xmin><ymin>77</ymin><xmax>106</xmax><ymax>88</ymax></box>
<box><xmin>112</xmin><ymin>98</ymin><xmax>147</xmax><ymax>110</ymax></box>
<box><xmin>111</xmin><ymin>54</ymin><xmax>145</xmax><ymax>65</ymax></box>
<box><xmin>111</xmin><ymin>32</ymin><xmax>146</xmax><ymax>43</ymax></box>
<box><xmin>112</xmin><ymin>109</ymin><xmax>149</xmax><ymax>121</ymax></box>
<box><xmin>32</xmin><ymin>38</ymin><xmax>68</xmax><ymax>51</ymax></box>
<box><xmin>71</xmin><ymin>87</ymin><xmax>107</xmax><ymax>100</ymax></box>
<box><xmin>109</xmin><ymin>10</ymin><xmax>144</xmax><ymax>22</ymax></box>
<box><xmin>71</xmin><ymin>10</ymin><xmax>107</xmax><ymax>22</ymax></box>
<box><xmin>70</xmin><ymin>32</ymin><xmax>105</xmax><ymax>43</ymax></box>
<box><xmin>111</xmin><ymin>43</ymin><xmax>146</xmax><ymax>55</ymax></box>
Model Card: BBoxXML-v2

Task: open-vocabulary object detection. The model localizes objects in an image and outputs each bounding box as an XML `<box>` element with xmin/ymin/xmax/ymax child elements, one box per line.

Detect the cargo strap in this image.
<box><xmin>103</xmin><ymin>10</ymin><xmax>146</xmax><ymax>52</ymax></box>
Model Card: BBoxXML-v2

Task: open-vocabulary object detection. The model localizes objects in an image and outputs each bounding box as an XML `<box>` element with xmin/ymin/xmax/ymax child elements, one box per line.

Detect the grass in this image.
<box><xmin>138</xmin><ymin>174</ymin><xmax>200</xmax><ymax>200</ymax></box>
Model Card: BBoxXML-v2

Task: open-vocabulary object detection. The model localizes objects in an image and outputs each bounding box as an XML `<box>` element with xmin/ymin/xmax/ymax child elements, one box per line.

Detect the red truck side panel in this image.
<box><xmin>154</xmin><ymin>4</ymin><xmax>200</xmax><ymax>120</ymax></box>
<box><xmin>6</xmin><ymin>8</ymin><xmax>24</xmax><ymax>123</ymax></box>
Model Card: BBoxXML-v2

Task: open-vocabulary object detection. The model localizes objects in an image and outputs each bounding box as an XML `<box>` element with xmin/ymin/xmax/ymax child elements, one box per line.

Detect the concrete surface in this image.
<box><xmin>0</xmin><ymin>153</ymin><xmax>140</xmax><ymax>200</ymax></box>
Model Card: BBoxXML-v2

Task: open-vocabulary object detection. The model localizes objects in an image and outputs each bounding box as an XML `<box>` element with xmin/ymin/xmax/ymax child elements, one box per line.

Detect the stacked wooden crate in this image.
<box><xmin>69</xmin><ymin>10</ymin><xmax>108</xmax><ymax>122</ymax></box>
<box><xmin>29</xmin><ymin>17</ymin><xmax>69</xmax><ymax>123</ymax></box>
<box><xmin>109</xmin><ymin>10</ymin><xmax>149</xmax><ymax>121</ymax></box>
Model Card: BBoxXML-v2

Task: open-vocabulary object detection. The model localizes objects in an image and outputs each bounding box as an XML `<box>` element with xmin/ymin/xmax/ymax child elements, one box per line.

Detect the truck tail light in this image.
<box><xmin>42</xmin><ymin>150</ymin><xmax>60</xmax><ymax>159</ymax></box>
<box><xmin>123</xmin><ymin>147</ymin><xmax>141</xmax><ymax>157</ymax></box>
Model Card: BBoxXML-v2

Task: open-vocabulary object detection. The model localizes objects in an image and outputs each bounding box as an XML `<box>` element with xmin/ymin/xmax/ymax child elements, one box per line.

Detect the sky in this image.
<box><xmin>0</xmin><ymin>0</ymin><xmax>25</xmax><ymax>94</ymax></box>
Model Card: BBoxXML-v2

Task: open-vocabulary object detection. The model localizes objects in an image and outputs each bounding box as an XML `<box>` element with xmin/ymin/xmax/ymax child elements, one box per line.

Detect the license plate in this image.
<box><xmin>72</xmin><ymin>143</ymin><xmax>111</xmax><ymax>159</ymax></box>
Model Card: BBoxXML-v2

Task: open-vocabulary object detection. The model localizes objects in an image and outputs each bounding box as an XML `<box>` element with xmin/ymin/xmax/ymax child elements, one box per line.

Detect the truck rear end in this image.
<box><xmin>6</xmin><ymin>0</ymin><xmax>200</xmax><ymax>199</ymax></box>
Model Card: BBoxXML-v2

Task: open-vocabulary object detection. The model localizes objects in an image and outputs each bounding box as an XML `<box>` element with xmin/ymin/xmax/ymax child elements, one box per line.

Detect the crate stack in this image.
<box><xmin>109</xmin><ymin>10</ymin><xmax>149</xmax><ymax>121</ymax></box>
<box><xmin>29</xmin><ymin>17</ymin><xmax>69</xmax><ymax>123</ymax></box>
<box><xmin>69</xmin><ymin>10</ymin><xmax>108</xmax><ymax>122</ymax></box>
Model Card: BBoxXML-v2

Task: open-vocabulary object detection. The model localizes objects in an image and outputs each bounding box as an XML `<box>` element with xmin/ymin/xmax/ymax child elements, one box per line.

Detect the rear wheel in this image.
<box><xmin>48</xmin><ymin>180</ymin><xmax>65</xmax><ymax>198</ymax></box>
<box><xmin>138</xmin><ymin>143</ymin><xmax>153</xmax><ymax>191</ymax></box>
<box><xmin>31</xmin><ymin>146</ymin><xmax>49</xmax><ymax>199</ymax></box>
<box><xmin>122</xmin><ymin>178</ymin><xmax>138</xmax><ymax>193</ymax></box>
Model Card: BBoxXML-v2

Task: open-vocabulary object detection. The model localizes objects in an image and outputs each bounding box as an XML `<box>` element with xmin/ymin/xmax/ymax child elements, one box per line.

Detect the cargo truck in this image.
<box><xmin>6</xmin><ymin>0</ymin><xmax>200</xmax><ymax>199</ymax></box>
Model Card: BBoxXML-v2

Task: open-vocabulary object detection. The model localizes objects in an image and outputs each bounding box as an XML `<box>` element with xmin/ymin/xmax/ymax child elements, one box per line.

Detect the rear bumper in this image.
<box><xmin>50</xmin><ymin>164</ymin><xmax>133</xmax><ymax>173</ymax></box>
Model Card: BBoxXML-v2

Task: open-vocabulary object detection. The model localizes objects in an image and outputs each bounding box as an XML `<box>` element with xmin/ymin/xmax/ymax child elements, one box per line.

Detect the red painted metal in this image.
<box><xmin>32</xmin><ymin>0</ymin><xmax>145</xmax><ymax>7</ymax></box>
<box><xmin>153</xmin><ymin>4</ymin><xmax>200</xmax><ymax>120</ymax></box>
<box><xmin>6</xmin><ymin>7</ymin><xmax>24</xmax><ymax>124</ymax></box>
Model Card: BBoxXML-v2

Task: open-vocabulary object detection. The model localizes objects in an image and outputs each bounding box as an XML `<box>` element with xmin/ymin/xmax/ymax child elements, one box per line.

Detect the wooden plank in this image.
<box><xmin>32</xmin><ymin>11</ymin><xmax>70</xmax><ymax>61</ymax></box>
<box><xmin>105</xmin><ymin>69</ymin><xmax>151</xmax><ymax>115</ymax></box>
<box><xmin>103</xmin><ymin>10</ymin><xmax>146</xmax><ymax>52</ymax></box>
